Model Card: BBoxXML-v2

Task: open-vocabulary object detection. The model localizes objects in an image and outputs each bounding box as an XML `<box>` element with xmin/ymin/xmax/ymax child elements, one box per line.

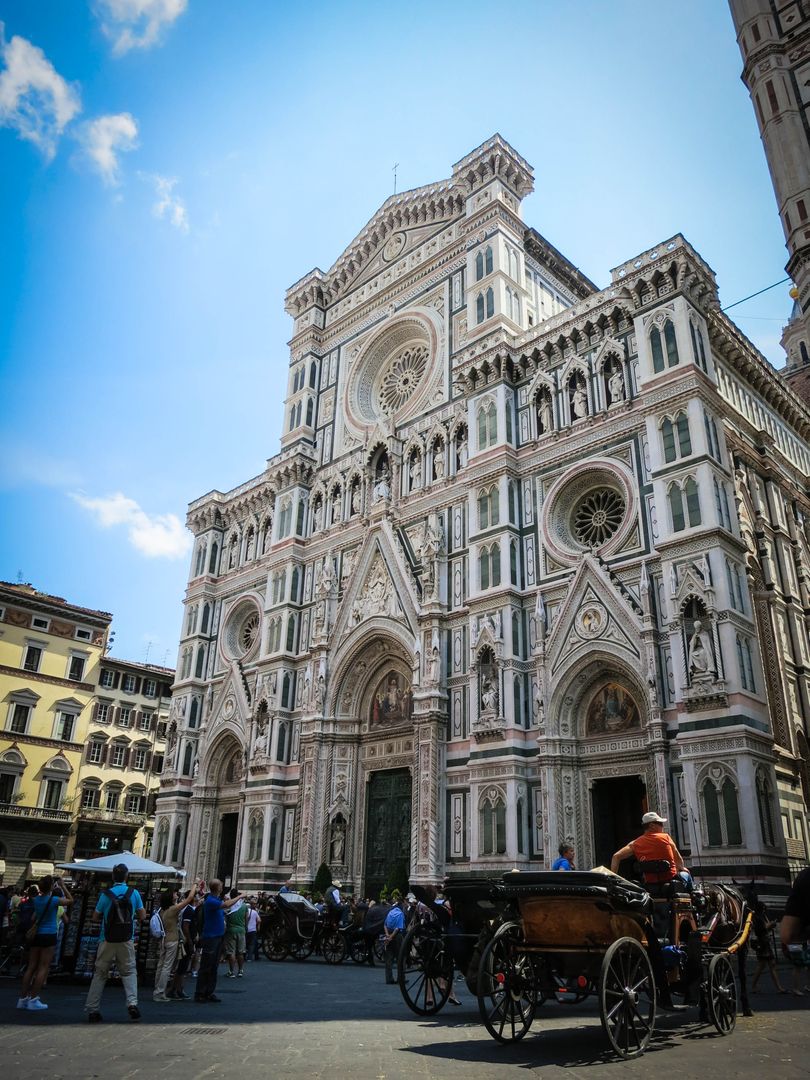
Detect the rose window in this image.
<box><xmin>573</xmin><ymin>489</ymin><xmax>626</xmax><ymax>547</ymax></box>
<box><xmin>240</xmin><ymin>612</ymin><xmax>260</xmax><ymax>652</ymax></box>
<box><xmin>377</xmin><ymin>345</ymin><xmax>429</xmax><ymax>416</ymax></box>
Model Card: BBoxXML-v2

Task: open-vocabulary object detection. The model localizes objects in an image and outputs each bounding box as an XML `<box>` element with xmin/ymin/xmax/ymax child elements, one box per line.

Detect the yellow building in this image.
<box><xmin>0</xmin><ymin>581</ymin><xmax>111</xmax><ymax>885</ymax></box>
<box><xmin>74</xmin><ymin>657</ymin><xmax>172</xmax><ymax>861</ymax></box>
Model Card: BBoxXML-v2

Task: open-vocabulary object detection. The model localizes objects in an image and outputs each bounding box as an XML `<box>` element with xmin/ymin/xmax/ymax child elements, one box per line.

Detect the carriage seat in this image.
<box><xmin>637</xmin><ymin>861</ymin><xmax>690</xmax><ymax>897</ymax></box>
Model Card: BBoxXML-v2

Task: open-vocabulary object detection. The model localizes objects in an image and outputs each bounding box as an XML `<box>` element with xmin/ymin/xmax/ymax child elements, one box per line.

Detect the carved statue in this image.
<box><xmin>538</xmin><ymin>392</ymin><xmax>553</xmax><ymax>434</ymax></box>
<box><xmin>330</xmin><ymin>818</ymin><xmax>345</xmax><ymax>863</ymax></box>
<box><xmin>572</xmin><ymin>379</ymin><xmax>588</xmax><ymax>420</ymax></box>
<box><xmin>433</xmin><ymin>446</ymin><xmax>445</xmax><ymax>480</ymax></box>
<box><xmin>481</xmin><ymin>676</ymin><xmax>498</xmax><ymax>714</ymax></box>
<box><xmin>332</xmin><ymin>492</ymin><xmax>342</xmax><ymax>524</ymax></box>
<box><xmin>315</xmin><ymin>674</ymin><xmax>326</xmax><ymax>712</ymax></box>
<box><xmin>350</xmin><ymin>484</ymin><xmax>361</xmax><ymax>516</ymax></box>
<box><xmin>688</xmin><ymin>619</ymin><xmax>715</xmax><ymax>680</ymax></box>
<box><xmin>409</xmin><ymin>455</ymin><xmax>422</xmax><ymax>491</ymax></box>
<box><xmin>456</xmin><ymin>432</ymin><xmax>468</xmax><ymax>470</ymax></box>
<box><xmin>372</xmin><ymin>467</ymin><xmax>391</xmax><ymax>502</ymax></box>
<box><xmin>608</xmin><ymin>365</ymin><xmax>625</xmax><ymax>404</ymax></box>
<box><xmin>412</xmin><ymin>636</ymin><xmax>421</xmax><ymax>687</ymax></box>
<box><xmin>192</xmin><ymin>757</ymin><xmax>199</xmax><ymax>779</ymax></box>
<box><xmin>313</xmin><ymin>500</ymin><xmax>323</xmax><ymax>532</ymax></box>
<box><xmin>167</xmin><ymin>719</ymin><xmax>177</xmax><ymax>752</ymax></box>
<box><xmin>427</xmin><ymin>645</ymin><xmax>440</xmax><ymax>684</ymax></box>
<box><xmin>318</xmin><ymin>556</ymin><xmax>336</xmax><ymax>598</ymax></box>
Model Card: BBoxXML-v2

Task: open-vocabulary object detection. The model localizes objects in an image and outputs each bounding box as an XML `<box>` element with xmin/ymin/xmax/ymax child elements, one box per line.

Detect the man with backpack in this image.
<box><xmin>85</xmin><ymin>863</ymin><xmax>147</xmax><ymax>1023</ymax></box>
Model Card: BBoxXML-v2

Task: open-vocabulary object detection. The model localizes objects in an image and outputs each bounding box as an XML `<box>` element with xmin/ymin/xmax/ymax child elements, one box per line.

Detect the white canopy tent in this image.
<box><xmin>56</xmin><ymin>850</ymin><xmax>182</xmax><ymax>876</ymax></box>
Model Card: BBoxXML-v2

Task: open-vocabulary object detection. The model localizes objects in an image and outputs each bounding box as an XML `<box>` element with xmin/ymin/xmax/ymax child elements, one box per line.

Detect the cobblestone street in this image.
<box><xmin>2</xmin><ymin>957</ymin><xmax>809</xmax><ymax>1080</ymax></box>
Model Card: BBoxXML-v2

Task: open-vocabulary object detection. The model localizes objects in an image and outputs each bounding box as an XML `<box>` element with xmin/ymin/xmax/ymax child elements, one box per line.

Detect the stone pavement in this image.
<box><xmin>1</xmin><ymin>956</ymin><xmax>808</xmax><ymax>1080</ymax></box>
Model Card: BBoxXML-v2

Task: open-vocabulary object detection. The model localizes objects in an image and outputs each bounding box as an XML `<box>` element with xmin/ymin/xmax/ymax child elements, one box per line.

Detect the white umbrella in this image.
<box><xmin>56</xmin><ymin>850</ymin><xmax>181</xmax><ymax>876</ymax></box>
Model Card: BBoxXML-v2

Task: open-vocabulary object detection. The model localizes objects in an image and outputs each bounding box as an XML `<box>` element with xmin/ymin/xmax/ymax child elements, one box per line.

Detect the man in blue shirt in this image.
<box><xmin>195</xmin><ymin>878</ymin><xmax>244</xmax><ymax>1003</ymax></box>
<box><xmin>85</xmin><ymin>864</ymin><xmax>146</xmax><ymax>1023</ymax></box>
<box><xmin>552</xmin><ymin>843</ymin><xmax>575</xmax><ymax>871</ymax></box>
<box><xmin>383</xmin><ymin>899</ymin><xmax>406</xmax><ymax>985</ymax></box>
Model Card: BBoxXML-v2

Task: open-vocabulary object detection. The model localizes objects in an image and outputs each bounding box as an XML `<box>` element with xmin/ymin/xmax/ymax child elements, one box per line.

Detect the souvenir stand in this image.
<box><xmin>56</xmin><ymin>851</ymin><xmax>182</xmax><ymax>982</ymax></box>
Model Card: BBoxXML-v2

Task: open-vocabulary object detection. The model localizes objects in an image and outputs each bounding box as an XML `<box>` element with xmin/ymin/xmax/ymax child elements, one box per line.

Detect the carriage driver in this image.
<box><xmin>610</xmin><ymin>812</ymin><xmax>692</xmax><ymax>892</ymax></box>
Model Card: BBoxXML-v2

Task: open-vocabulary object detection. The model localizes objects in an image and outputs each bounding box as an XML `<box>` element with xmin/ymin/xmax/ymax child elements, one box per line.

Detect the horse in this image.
<box><xmin>697</xmin><ymin>881</ymin><xmax>754</xmax><ymax>1017</ymax></box>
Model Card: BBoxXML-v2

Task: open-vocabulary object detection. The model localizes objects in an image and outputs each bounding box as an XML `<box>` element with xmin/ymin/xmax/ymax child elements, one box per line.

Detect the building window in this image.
<box><xmin>133</xmin><ymin>748</ymin><xmax>148</xmax><ymax>770</ymax></box>
<box><xmin>714</xmin><ymin>479</ymin><xmax>732</xmax><ymax>530</ymax></box>
<box><xmin>23</xmin><ymin>645</ymin><xmax>42</xmax><ymax>672</ymax></box>
<box><xmin>88</xmin><ymin>740</ymin><xmax>104</xmax><ymax>764</ymax></box>
<box><xmin>486</xmin><ymin>286</ymin><xmax>494</xmax><ymax>319</ymax></box>
<box><xmin>701</xmin><ymin>770</ymin><xmax>742</xmax><ymax>846</ymax></box>
<box><xmin>31</xmin><ymin>616</ymin><xmax>49</xmax><ymax>631</ymax></box>
<box><xmin>118</xmin><ymin>707</ymin><xmax>132</xmax><ymax>728</ymax></box>
<box><xmin>661</xmin><ymin>413</ymin><xmax>691</xmax><ymax>462</ymax></box>
<box><xmin>41</xmin><ymin>778</ymin><xmax>65</xmax><ymax>810</ymax></box>
<box><xmin>111</xmin><ymin>743</ymin><xmax>127</xmax><ymax>767</ymax></box>
<box><xmin>479</xmin><ymin>792</ymin><xmax>507</xmax><ymax>855</ymax></box>
<box><xmin>756</xmin><ymin>768</ymin><xmax>776</xmax><ymax>847</ymax></box>
<box><xmin>153</xmin><ymin>752</ymin><xmax>164</xmax><ymax>774</ymax></box>
<box><xmin>100</xmin><ymin>669</ymin><xmax>115</xmax><ymax>689</ymax></box>
<box><xmin>725</xmin><ymin>559</ymin><xmax>745</xmax><ymax>613</ymax></box>
<box><xmin>670</xmin><ymin>477</ymin><xmax>702</xmax><ymax>529</ymax></box>
<box><xmin>123</xmin><ymin>674</ymin><xmax>137</xmax><ymax>694</ymax></box>
<box><xmin>478</xmin><ymin>543</ymin><xmax>501</xmax><ymax>590</ymax></box>
<box><xmin>54</xmin><ymin>712</ymin><xmax>75</xmax><ymax>742</ymax></box>
<box><xmin>105</xmin><ymin>788</ymin><xmax>120</xmax><ymax>812</ymax></box>
<box><xmin>125</xmin><ymin>791</ymin><xmax>144</xmax><ymax>814</ymax></box>
<box><xmin>690</xmin><ymin>320</ymin><xmax>708</xmax><ymax>371</ymax></box>
<box><xmin>248</xmin><ymin>813</ymin><xmax>264</xmax><ymax>861</ymax></box>
<box><xmin>704</xmin><ymin>410</ymin><xmax>721</xmax><ymax>461</ymax></box>
<box><xmin>8</xmin><ymin>703</ymin><xmax>30</xmax><ymax>735</ymax></box>
<box><xmin>95</xmin><ymin>702</ymin><xmax>110</xmax><ymax>724</ymax></box>
<box><xmin>68</xmin><ymin>655</ymin><xmax>86</xmax><ymax>682</ymax></box>
<box><xmin>477</xmin><ymin>401</ymin><xmax>498</xmax><ymax>450</ymax></box>
<box><xmin>477</xmin><ymin>487</ymin><xmax>499</xmax><ymax>530</ymax></box>
<box><xmin>81</xmin><ymin>785</ymin><xmax>100</xmax><ymax>809</ymax></box>
<box><xmin>138</xmin><ymin>711</ymin><xmax>151</xmax><ymax>731</ymax></box>
<box><xmin>737</xmin><ymin>634</ymin><xmax>756</xmax><ymax>692</ymax></box>
<box><xmin>650</xmin><ymin>318</ymin><xmax>679</xmax><ymax>372</ymax></box>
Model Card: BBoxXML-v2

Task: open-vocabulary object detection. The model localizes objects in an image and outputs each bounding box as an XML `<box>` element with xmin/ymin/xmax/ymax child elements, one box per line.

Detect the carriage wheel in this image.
<box><xmin>373</xmin><ymin>935</ymin><xmax>386</xmax><ymax>963</ymax></box>
<box><xmin>290</xmin><ymin>938</ymin><xmax>314</xmax><ymax>961</ymax></box>
<box><xmin>707</xmin><ymin>953</ymin><xmax>737</xmax><ymax>1035</ymax></box>
<box><xmin>477</xmin><ymin>921</ymin><xmax>537</xmax><ymax>1043</ymax></box>
<box><xmin>349</xmin><ymin>936</ymin><xmax>370</xmax><ymax>964</ymax></box>
<box><xmin>398</xmin><ymin>924</ymin><xmax>454</xmax><ymax>1016</ymax></box>
<box><xmin>599</xmin><ymin>937</ymin><xmax>656</xmax><ymax>1059</ymax></box>
<box><xmin>262</xmin><ymin>924</ymin><xmax>288</xmax><ymax>962</ymax></box>
<box><xmin>322</xmin><ymin>929</ymin><xmax>347</xmax><ymax>964</ymax></box>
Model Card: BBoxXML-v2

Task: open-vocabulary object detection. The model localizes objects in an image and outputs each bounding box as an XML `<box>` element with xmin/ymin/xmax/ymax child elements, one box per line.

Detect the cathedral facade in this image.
<box><xmin>156</xmin><ymin>136</ymin><xmax>810</xmax><ymax>896</ymax></box>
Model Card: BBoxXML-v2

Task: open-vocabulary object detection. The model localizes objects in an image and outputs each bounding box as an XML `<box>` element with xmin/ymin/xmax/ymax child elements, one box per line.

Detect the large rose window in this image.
<box><xmin>573</xmin><ymin>489</ymin><xmax>626</xmax><ymax>547</ymax></box>
<box><xmin>222</xmin><ymin>601</ymin><xmax>262</xmax><ymax>660</ymax></box>
<box><xmin>377</xmin><ymin>345</ymin><xmax>429</xmax><ymax>415</ymax></box>
<box><xmin>541</xmin><ymin>461</ymin><xmax>636</xmax><ymax>564</ymax></box>
<box><xmin>345</xmin><ymin>315</ymin><xmax>438</xmax><ymax>428</ymax></box>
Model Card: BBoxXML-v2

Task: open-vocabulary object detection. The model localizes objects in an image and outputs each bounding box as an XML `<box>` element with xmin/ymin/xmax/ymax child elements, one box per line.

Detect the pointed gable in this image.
<box><xmin>332</xmin><ymin>520</ymin><xmax>419</xmax><ymax>642</ymax></box>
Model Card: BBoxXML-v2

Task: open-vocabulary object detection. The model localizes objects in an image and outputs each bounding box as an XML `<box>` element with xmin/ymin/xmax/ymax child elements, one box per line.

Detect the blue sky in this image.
<box><xmin>0</xmin><ymin>0</ymin><xmax>794</xmax><ymax>664</ymax></box>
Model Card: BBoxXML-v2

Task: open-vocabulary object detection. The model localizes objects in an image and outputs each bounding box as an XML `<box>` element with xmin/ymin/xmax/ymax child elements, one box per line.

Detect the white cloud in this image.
<box><xmin>95</xmin><ymin>0</ymin><xmax>188</xmax><ymax>56</ymax></box>
<box><xmin>70</xmin><ymin>491</ymin><xmax>191</xmax><ymax>559</ymax></box>
<box><xmin>147</xmin><ymin>172</ymin><xmax>189</xmax><ymax>231</ymax></box>
<box><xmin>0</xmin><ymin>23</ymin><xmax>81</xmax><ymax>157</ymax></box>
<box><xmin>80</xmin><ymin>112</ymin><xmax>138</xmax><ymax>184</ymax></box>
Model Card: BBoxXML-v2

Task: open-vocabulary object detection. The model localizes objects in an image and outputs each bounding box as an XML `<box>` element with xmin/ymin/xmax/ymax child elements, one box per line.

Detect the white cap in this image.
<box><xmin>642</xmin><ymin>812</ymin><xmax>667</xmax><ymax>825</ymax></box>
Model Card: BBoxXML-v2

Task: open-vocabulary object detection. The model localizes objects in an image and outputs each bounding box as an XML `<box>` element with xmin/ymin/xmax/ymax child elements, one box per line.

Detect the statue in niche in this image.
<box><xmin>370</xmin><ymin>671</ymin><xmax>413</xmax><ymax>727</ymax></box>
<box><xmin>481</xmin><ymin>675</ymin><xmax>498</xmax><ymax>714</ymax></box>
<box><xmin>315</xmin><ymin>674</ymin><xmax>326</xmax><ymax>712</ymax></box>
<box><xmin>433</xmin><ymin>444</ymin><xmax>445</xmax><ymax>480</ymax></box>
<box><xmin>427</xmin><ymin>645</ymin><xmax>440</xmax><ymax>684</ymax></box>
<box><xmin>245</xmin><ymin>529</ymin><xmax>255</xmax><ymax>560</ymax></box>
<box><xmin>586</xmin><ymin>682</ymin><xmax>640</xmax><ymax>735</ymax></box>
<box><xmin>228</xmin><ymin>540</ymin><xmax>238</xmax><ymax>569</ymax></box>
<box><xmin>538</xmin><ymin>391</ymin><xmax>553</xmax><ymax>434</ymax></box>
<box><xmin>192</xmin><ymin>757</ymin><xmax>199</xmax><ymax>779</ymax></box>
<box><xmin>572</xmin><ymin>379</ymin><xmax>588</xmax><ymax>420</ymax></box>
<box><xmin>456</xmin><ymin>431</ymin><xmax>468</xmax><ymax>470</ymax></box>
<box><xmin>313</xmin><ymin>500</ymin><xmax>323</xmax><ymax>532</ymax></box>
<box><xmin>350</xmin><ymin>483</ymin><xmax>361</xmax><ymax>516</ymax></box>
<box><xmin>330</xmin><ymin>817</ymin><xmax>346</xmax><ymax>863</ymax></box>
<box><xmin>332</xmin><ymin>491</ymin><xmax>342</xmax><ymax>524</ymax></box>
<box><xmin>372</xmin><ymin>466</ymin><xmax>391</xmax><ymax>502</ymax></box>
<box><xmin>409</xmin><ymin>454</ymin><xmax>422</xmax><ymax>491</ymax></box>
<box><xmin>608</xmin><ymin>364</ymin><xmax>625</xmax><ymax>404</ymax></box>
<box><xmin>167</xmin><ymin>719</ymin><xmax>178</xmax><ymax>753</ymax></box>
<box><xmin>412</xmin><ymin>635</ymin><xmax>421</xmax><ymax>687</ymax></box>
<box><xmin>688</xmin><ymin>620</ymin><xmax>715</xmax><ymax>681</ymax></box>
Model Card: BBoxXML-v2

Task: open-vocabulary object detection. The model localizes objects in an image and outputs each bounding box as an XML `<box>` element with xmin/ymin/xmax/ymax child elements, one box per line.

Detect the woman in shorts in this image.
<box><xmin>17</xmin><ymin>875</ymin><xmax>74</xmax><ymax>1012</ymax></box>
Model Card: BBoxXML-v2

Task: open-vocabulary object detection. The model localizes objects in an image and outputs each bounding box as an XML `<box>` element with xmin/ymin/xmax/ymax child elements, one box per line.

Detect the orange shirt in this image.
<box><xmin>630</xmin><ymin>831</ymin><xmax>679</xmax><ymax>882</ymax></box>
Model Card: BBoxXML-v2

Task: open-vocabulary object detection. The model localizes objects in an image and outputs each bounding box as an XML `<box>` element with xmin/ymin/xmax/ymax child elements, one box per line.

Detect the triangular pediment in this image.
<box><xmin>333</xmin><ymin>520</ymin><xmax>419</xmax><ymax>641</ymax></box>
<box><xmin>207</xmin><ymin>660</ymin><xmax>253</xmax><ymax>736</ymax></box>
<box><xmin>546</xmin><ymin>555</ymin><xmax>641</xmax><ymax>677</ymax></box>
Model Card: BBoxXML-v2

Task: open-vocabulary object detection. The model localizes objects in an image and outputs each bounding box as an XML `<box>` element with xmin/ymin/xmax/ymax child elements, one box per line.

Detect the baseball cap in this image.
<box><xmin>642</xmin><ymin>812</ymin><xmax>667</xmax><ymax>825</ymax></box>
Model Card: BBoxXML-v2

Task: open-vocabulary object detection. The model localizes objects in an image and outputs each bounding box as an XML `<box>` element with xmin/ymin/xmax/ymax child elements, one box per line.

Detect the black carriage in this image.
<box><xmin>476</xmin><ymin>870</ymin><xmax>751</xmax><ymax>1059</ymax></box>
<box><xmin>260</xmin><ymin>892</ymin><xmax>347</xmax><ymax>964</ymax></box>
<box><xmin>397</xmin><ymin>881</ymin><xmax>509</xmax><ymax>1015</ymax></box>
<box><xmin>347</xmin><ymin>902</ymin><xmax>391</xmax><ymax>965</ymax></box>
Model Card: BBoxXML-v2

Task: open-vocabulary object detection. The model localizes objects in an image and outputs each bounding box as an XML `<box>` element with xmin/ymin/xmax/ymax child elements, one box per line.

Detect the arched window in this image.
<box><xmin>171</xmin><ymin>821</ymin><xmax>184</xmax><ymax>864</ymax></box>
<box><xmin>661</xmin><ymin>411</ymin><xmax>691</xmax><ymax>461</ymax></box>
<box><xmin>295</xmin><ymin>497</ymin><xmax>306</xmax><ymax>535</ymax></box>
<box><xmin>208</xmin><ymin>541</ymin><xmax>219</xmax><ymax>574</ymax></box>
<box><xmin>704</xmin><ymin>410</ymin><xmax>721</xmax><ymax>461</ymax></box>
<box><xmin>477</xmin><ymin>401</ymin><xmax>497</xmax><ymax>449</ymax></box>
<box><xmin>479</xmin><ymin>790</ymin><xmax>507</xmax><ymax>855</ymax></box>
<box><xmin>194</xmin><ymin>645</ymin><xmax>205</xmax><ymax>680</ymax></box>
<box><xmin>486</xmin><ymin>287</ymin><xmax>494</xmax><ymax>319</ymax></box>
<box><xmin>701</xmin><ymin>768</ymin><xmax>742</xmax><ymax>846</ymax></box>
<box><xmin>513</xmin><ymin>675</ymin><xmax>521</xmax><ymax>729</ymax></box>
<box><xmin>248</xmin><ymin>812</ymin><xmax>264</xmax><ymax>861</ymax></box>
<box><xmin>276</xmin><ymin>722</ymin><xmax>287</xmax><ymax>762</ymax></box>
<box><xmin>714</xmin><ymin>479</ymin><xmax>731</xmax><ymax>530</ymax></box>
<box><xmin>476</xmin><ymin>292</ymin><xmax>484</xmax><ymax>324</ymax></box>
<box><xmin>516</xmin><ymin>796</ymin><xmax>525</xmax><ymax>854</ymax></box>
<box><xmin>201</xmin><ymin>604</ymin><xmax>210</xmax><ymax>635</ymax></box>
<box><xmin>189</xmin><ymin>698</ymin><xmax>199</xmax><ymax>728</ymax></box>
<box><xmin>664</xmin><ymin>319</ymin><xmax>679</xmax><ymax>366</ymax></box>
<box><xmin>690</xmin><ymin>320</ymin><xmax>708</xmax><ymax>371</ymax></box>
<box><xmin>289</xmin><ymin>407</ymin><xmax>296</xmax><ymax>432</ymax></box>
<box><xmin>281</xmin><ymin>673</ymin><xmax>292</xmax><ymax>710</ymax></box>
<box><xmin>182</xmin><ymin>742</ymin><xmax>193</xmax><ymax>776</ymax></box>
<box><xmin>285</xmin><ymin>614</ymin><xmax>296</xmax><ymax>653</ymax></box>
<box><xmin>479</xmin><ymin>543</ymin><xmax>501</xmax><ymax>590</ymax></box>
<box><xmin>194</xmin><ymin>543</ymin><xmax>206</xmax><ymax>577</ymax></box>
<box><xmin>510</xmin><ymin>540</ymin><xmax>518</xmax><ymax>586</ymax></box>
<box><xmin>156</xmin><ymin>819</ymin><xmax>170</xmax><ymax>863</ymax></box>
<box><xmin>650</xmin><ymin>326</ymin><xmax>665</xmax><ymax>373</ymax></box>
<box><xmin>684</xmin><ymin>477</ymin><xmax>701</xmax><ymax>527</ymax></box>
<box><xmin>485</xmin><ymin>246</ymin><xmax>493</xmax><ymax>275</ymax></box>
<box><xmin>291</xmin><ymin>567</ymin><xmax>300</xmax><ymax>602</ymax></box>
<box><xmin>268</xmin><ymin>812</ymin><xmax>279</xmax><ymax>862</ymax></box>
<box><xmin>479</xmin><ymin>547</ymin><xmax>490</xmax><ymax>591</ymax></box>
<box><xmin>668</xmin><ymin>483</ymin><xmax>685</xmax><ymax>532</ymax></box>
<box><xmin>511</xmin><ymin>612</ymin><xmax>520</xmax><ymax>657</ymax></box>
<box><xmin>508</xmin><ymin>481</ymin><xmax>516</xmax><ymax>523</ymax></box>
<box><xmin>305</xmin><ymin>398</ymin><xmax>314</xmax><ymax>426</ymax></box>
<box><xmin>477</xmin><ymin>486</ymin><xmax>499</xmax><ymax>529</ymax></box>
<box><xmin>736</xmin><ymin>634</ymin><xmax>756</xmax><ymax>691</ymax></box>
<box><xmin>186</xmin><ymin>605</ymin><xmax>196</xmax><ymax>636</ymax></box>
<box><xmin>756</xmin><ymin>767</ymin><xmax>776</xmax><ymax>846</ymax></box>
<box><xmin>309</xmin><ymin>361</ymin><xmax>317</xmax><ymax>388</ymax></box>
<box><xmin>475</xmin><ymin>251</ymin><xmax>484</xmax><ymax>281</ymax></box>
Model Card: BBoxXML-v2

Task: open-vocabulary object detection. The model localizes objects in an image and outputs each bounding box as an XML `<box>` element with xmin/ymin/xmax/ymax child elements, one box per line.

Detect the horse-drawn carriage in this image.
<box><xmin>260</xmin><ymin>891</ymin><xmax>347</xmax><ymax>964</ymax></box>
<box><xmin>398</xmin><ymin>870</ymin><xmax>752</xmax><ymax>1060</ymax></box>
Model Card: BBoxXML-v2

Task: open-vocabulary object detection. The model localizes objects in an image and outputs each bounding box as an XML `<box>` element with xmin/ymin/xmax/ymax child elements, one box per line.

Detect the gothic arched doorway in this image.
<box><xmin>203</xmin><ymin>732</ymin><xmax>245</xmax><ymax>887</ymax></box>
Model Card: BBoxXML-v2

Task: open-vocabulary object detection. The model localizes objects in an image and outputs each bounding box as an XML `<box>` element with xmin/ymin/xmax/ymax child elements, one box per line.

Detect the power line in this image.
<box><xmin>721</xmin><ymin>276</ymin><xmax>791</xmax><ymax>312</ymax></box>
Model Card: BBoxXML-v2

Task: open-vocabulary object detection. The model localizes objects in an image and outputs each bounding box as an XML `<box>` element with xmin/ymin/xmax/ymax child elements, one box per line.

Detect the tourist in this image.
<box><xmin>153</xmin><ymin>881</ymin><xmax>197</xmax><ymax>1002</ymax></box>
<box><xmin>383</xmin><ymin>897</ymin><xmax>405</xmax><ymax>985</ymax></box>
<box><xmin>780</xmin><ymin>866</ymin><xmax>810</xmax><ymax>995</ymax></box>
<box><xmin>245</xmin><ymin>899</ymin><xmax>260</xmax><ymax>962</ymax></box>
<box><xmin>751</xmin><ymin>900</ymin><xmax>785</xmax><ymax>994</ymax></box>
<box><xmin>17</xmin><ymin>875</ymin><xmax>73</xmax><ymax>1012</ymax></box>
<box><xmin>85</xmin><ymin>863</ymin><xmax>146</xmax><ymax>1023</ymax></box>
<box><xmin>610</xmin><ymin>811</ymin><xmax>691</xmax><ymax>890</ymax></box>
<box><xmin>223</xmin><ymin>888</ymin><xmax>248</xmax><ymax>978</ymax></box>
<box><xmin>552</xmin><ymin>843</ymin><xmax>575</xmax><ymax>871</ymax></box>
<box><xmin>195</xmin><ymin>879</ymin><xmax>244</xmax><ymax>1003</ymax></box>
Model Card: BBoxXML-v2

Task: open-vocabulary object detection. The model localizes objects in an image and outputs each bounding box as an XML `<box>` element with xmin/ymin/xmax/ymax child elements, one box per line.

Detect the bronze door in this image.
<box><xmin>363</xmin><ymin>768</ymin><xmax>412</xmax><ymax>899</ymax></box>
